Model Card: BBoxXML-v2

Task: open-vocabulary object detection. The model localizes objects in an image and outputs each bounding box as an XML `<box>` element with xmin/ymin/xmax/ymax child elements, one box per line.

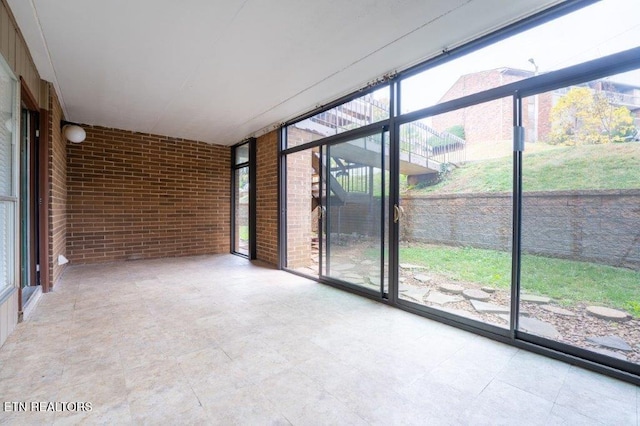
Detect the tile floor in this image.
<box><xmin>0</xmin><ymin>254</ymin><xmax>637</xmax><ymax>425</ymax></box>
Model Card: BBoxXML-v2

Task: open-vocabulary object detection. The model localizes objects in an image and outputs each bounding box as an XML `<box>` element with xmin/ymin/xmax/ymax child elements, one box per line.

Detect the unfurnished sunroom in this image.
<box><xmin>0</xmin><ymin>0</ymin><xmax>639</xmax><ymax>422</ymax></box>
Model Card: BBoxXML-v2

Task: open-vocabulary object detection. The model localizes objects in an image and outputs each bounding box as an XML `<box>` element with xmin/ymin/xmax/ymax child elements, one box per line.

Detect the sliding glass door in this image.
<box><xmin>319</xmin><ymin>132</ymin><xmax>388</xmax><ymax>296</ymax></box>
<box><xmin>281</xmin><ymin>32</ymin><xmax>640</xmax><ymax>378</ymax></box>
<box><xmin>20</xmin><ymin>107</ymin><xmax>40</xmax><ymax>306</ymax></box>
<box><xmin>282</xmin><ymin>88</ymin><xmax>390</xmax><ymax>294</ymax></box>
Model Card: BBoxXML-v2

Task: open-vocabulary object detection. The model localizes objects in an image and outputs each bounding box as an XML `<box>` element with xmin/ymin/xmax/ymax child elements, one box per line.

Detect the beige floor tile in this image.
<box><xmin>60</xmin><ymin>354</ymin><xmax>124</xmax><ymax>388</ymax></box>
<box><xmin>124</xmin><ymin>358</ymin><xmax>186</xmax><ymax>393</ymax></box>
<box><xmin>128</xmin><ymin>383</ymin><xmax>202</xmax><ymax>423</ymax></box>
<box><xmin>0</xmin><ymin>408</ymin><xmax>57</xmax><ymax>425</ymax></box>
<box><xmin>177</xmin><ymin>346</ymin><xmax>233</xmax><ymax>381</ymax></box>
<box><xmin>257</xmin><ymin>367</ymin><xmax>327</xmax><ymax>412</ymax></box>
<box><xmin>189</xmin><ymin>365</ymin><xmax>253</xmax><ymax>404</ymax></box>
<box><xmin>200</xmin><ymin>385</ymin><xmax>291</xmax><ymax>425</ymax></box>
<box><xmin>52</xmin><ymin>399</ymin><xmax>132</xmax><ymax>426</ymax></box>
<box><xmin>282</xmin><ymin>391</ymin><xmax>368</xmax><ymax>426</ymax></box>
<box><xmin>0</xmin><ymin>254</ymin><xmax>636</xmax><ymax>425</ymax></box>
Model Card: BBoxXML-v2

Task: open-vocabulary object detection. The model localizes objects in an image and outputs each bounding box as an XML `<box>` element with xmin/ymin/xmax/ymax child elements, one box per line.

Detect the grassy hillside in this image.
<box><xmin>407</xmin><ymin>143</ymin><xmax>640</xmax><ymax>194</ymax></box>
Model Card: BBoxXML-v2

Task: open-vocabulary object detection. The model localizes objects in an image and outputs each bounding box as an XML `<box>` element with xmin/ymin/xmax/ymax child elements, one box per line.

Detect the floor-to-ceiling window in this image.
<box><xmin>280</xmin><ymin>0</ymin><xmax>640</xmax><ymax>381</ymax></box>
<box><xmin>282</xmin><ymin>89</ymin><xmax>390</xmax><ymax>295</ymax></box>
<box><xmin>518</xmin><ymin>70</ymin><xmax>640</xmax><ymax>367</ymax></box>
<box><xmin>397</xmin><ymin>97</ymin><xmax>513</xmax><ymax>331</ymax></box>
<box><xmin>231</xmin><ymin>139</ymin><xmax>255</xmax><ymax>258</ymax></box>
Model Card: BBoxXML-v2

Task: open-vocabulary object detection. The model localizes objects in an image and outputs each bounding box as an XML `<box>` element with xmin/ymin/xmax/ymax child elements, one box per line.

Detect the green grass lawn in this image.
<box><xmin>238</xmin><ymin>225</ymin><xmax>249</xmax><ymax>241</ymax></box>
<box><xmin>407</xmin><ymin>143</ymin><xmax>640</xmax><ymax>194</ymax></box>
<box><xmin>398</xmin><ymin>245</ymin><xmax>640</xmax><ymax>316</ymax></box>
<box><xmin>391</xmin><ymin>143</ymin><xmax>640</xmax><ymax>315</ymax></box>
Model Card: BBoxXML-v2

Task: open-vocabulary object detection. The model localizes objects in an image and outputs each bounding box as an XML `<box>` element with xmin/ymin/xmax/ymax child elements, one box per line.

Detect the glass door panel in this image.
<box><xmin>20</xmin><ymin>108</ymin><xmax>39</xmax><ymax>305</ymax></box>
<box><xmin>0</xmin><ymin>61</ymin><xmax>16</xmax><ymax>297</ymax></box>
<box><xmin>397</xmin><ymin>98</ymin><xmax>513</xmax><ymax>329</ymax></box>
<box><xmin>285</xmin><ymin>148</ymin><xmax>317</xmax><ymax>276</ymax></box>
<box><xmin>0</xmin><ymin>201</ymin><xmax>13</xmax><ymax>294</ymax></box>
<box><xmin>20</xmin><ymin>108</ymin><xmax>31</xmax><ymax>290</ymax></box>
<box><xmin>232</xmin><ymin>139</ymin><xmax>254</xmax><ymax>258</ymax></box>
<box><xmin>320</xmin><ymin>133</ymin><xmax>388</xmax><ymax>295</ymax></box>
<box><xmin>520</xmin><ymin>72</ymin><xmax>640</xmax><ymax>366</ymax></box>
<box><xmin>233</xmin><ymin>166</ymin><xmax>249</xmax><ymax>256</ymax></box>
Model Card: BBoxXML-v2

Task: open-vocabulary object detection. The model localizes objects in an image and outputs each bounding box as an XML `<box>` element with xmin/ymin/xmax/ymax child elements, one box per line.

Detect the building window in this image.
<box><xmin>231</xmin><ymin>139</ymin><xmax>255</xmax><ymax>258</ymax></box>
<box><xmin>0</xmin><ymin>56</ymin><xmax>17</xmax><ymax>298</ymax></box>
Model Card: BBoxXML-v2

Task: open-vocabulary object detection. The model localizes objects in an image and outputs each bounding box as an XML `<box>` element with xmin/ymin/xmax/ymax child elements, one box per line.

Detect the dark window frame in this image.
<box><xmin>278</xmin><ymin>0</ymin><xmax>640</xmax><ymax>385</ymax></box>
<box><xmin>231</xmin><ymin>138</ymin><xmax>256</xmax><ymax>259</ymax></box>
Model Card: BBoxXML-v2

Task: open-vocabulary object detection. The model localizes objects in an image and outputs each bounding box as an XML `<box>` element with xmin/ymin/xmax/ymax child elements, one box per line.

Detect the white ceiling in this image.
<box><xmin>8</xmin><ymin>0</ymin><xmax>563</xmax><ymax>146</ymax></box>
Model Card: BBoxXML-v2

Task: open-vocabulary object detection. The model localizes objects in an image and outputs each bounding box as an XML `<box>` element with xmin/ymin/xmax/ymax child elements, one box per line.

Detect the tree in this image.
<box><xmin>549</xmin><ymin>87</ymin><xmax>635</xmax><ymax>146</ymax></box>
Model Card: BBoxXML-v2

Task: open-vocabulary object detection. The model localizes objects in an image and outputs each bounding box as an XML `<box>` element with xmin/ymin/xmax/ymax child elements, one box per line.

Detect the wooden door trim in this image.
<box><xmin>20</xmin><ymin>77</ymin><xmax>51</xmax><ymax>293</ymax></box>
<box><xmin>38</xmin><ymin>110</ymin><xmax>50</xmax><ymax>293</ymax></box>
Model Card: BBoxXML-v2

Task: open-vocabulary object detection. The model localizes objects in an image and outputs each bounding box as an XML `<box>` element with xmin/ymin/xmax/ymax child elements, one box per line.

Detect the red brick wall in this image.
<box><xmin>66</xmin><ymin>126</ymin><xmax>230</xmax><ymax>263</ymax></box>
<box><xmin>255</xmin><ymin>130</ymin><xmax>279</xmax><ymax>265</ymax></box>
<box><xmin>287</xmin><ymin>126</ymin><xmax>324</xmax><ymax>147</ymax></box>
<box><xmin>438</xmin><ymin>69</ymin><xmax>521</xmax><ymax>104</ymax></box>
<box><xmin>285</xmin><ymin>150</ymin><xmax>312</xmax><ymax>269</ymax></box>
<box><xmin>434</xmin><ymin>70</ymin><xmax>524</xmax><ymax>145</ymax></box>
<box><xmin>521</xmin><ymin>92</ymin><xmax>554</xmax><ymax>143</ymax></box>
<box><xmin>284</xmin><ymin>127</ymin><xmax>321</xmax><ymax>269</ymax></box>
<box><xmin>48</xmin><ymin>87</ymin><xmax>67</xmax><ymax>286</ymax></box>
<box><xmin>433</xmin><ymin>70</ymin><xmax>556</xmax><ymax>146</ymax></box>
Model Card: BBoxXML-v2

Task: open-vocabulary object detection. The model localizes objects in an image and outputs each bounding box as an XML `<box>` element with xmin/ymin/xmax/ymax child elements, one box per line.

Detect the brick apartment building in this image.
<box><xmin>433</xmin><ymin>67</ymin><xmax>640</xmax><ymax>146</ymax></box>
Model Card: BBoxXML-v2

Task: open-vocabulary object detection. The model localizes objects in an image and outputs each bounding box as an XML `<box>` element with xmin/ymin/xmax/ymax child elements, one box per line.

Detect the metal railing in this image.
<box><xmin>335</xmin><ymin>165</ymin><xmax>369</xmax><ymax>194</ymax></box>
<box><xmin>304</xmin><ymin>94</ymin><xmax>466</xmax><ymax>172</ymax></box>
<box><xmin>399</xmin><ymin>118</ymin><xmax>466</xmax><ymax>167</ymax></box>
<box><xmin>554</xmin><ymin>86</ymin><xmax>640</xmax><ymax>110</ymax></box>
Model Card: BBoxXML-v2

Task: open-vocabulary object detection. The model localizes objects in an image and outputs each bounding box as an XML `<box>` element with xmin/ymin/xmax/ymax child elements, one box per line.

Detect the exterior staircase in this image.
<box><xmin>302</xmin><ymin>94</ymin><xmax>467</xmax><ymax>209</ymax></box>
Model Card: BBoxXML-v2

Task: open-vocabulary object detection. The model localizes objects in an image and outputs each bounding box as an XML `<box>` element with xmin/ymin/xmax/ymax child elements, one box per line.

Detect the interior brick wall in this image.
<box><xmin>48</xmin><ymin>87</ymin><xmax>67</xmax><ymax>286</ymax></box>
<box><xmin>285</xmin><ymin>150</ymin><xmax>312</xmax><ymax>269</ymax></box>
<box><xmin>255</xmin><ymin>130</ymin><xmax>279</xmax><ymax>265</ymax></box>
<box><xmin>66</xmin><ymin>126</ymin><xmax>230</xmax><ymax>264</ymax></box>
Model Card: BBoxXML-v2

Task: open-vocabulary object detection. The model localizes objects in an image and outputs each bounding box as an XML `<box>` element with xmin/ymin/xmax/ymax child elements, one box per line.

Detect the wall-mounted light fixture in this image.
<box><xmin>60</xmin><ymin>120</ymin><xmax>86</xmax><ymax>143</ymax></box>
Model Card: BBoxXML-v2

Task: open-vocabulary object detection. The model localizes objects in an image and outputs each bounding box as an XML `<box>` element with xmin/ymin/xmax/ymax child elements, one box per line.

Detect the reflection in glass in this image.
<box><xmin>235</xmin><ymin>144</ymin><xmax>249</xmax><ymax>165</ymax></box>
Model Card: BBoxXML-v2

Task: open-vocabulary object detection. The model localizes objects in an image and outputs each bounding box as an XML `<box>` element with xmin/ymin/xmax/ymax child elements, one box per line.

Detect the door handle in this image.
<box><xmin>394</xmin><ymin>204</ymin><xmax>405</xmax><ymax>223</ymax></box>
